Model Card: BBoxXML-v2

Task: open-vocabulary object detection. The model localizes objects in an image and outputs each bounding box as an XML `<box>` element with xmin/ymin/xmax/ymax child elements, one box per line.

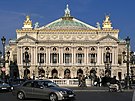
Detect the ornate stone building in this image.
<box><xmin>8</xmin><ymin>5</ymin><xmax>127</xmax><ymax>79</ymax></box>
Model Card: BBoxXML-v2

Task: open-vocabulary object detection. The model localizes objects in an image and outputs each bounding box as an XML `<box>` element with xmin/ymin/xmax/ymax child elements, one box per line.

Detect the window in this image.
<box><xmin>50</xmin><ymin>53</ymin><xmax>59</xmax><ymax>64</ymax></box>
<box><xmin>23</xmin><ymin>81</ymin><xmax>33</xmax><ymax>87</ymax></box>
<box><xmin>38</xmin><ymin>53</ymin><xmax>45</xmax><ymax>63</ymax></box>
<box><xmin>88</xmin><ymin>53</ymin><xmax>97</xmax><ymax>63</ymax></box>
<box><xmin>33</xmin><ymin>81</ymin><xmax>42</xmax><ymax>88</ymax></box>
<box><xmin>76</xmin><ymin>53</ymin><xmax>84</xmax><ymax>64</ymax></box>
<box><xmin>64</xmin><ymin>53</ymin><xmax>72</xmax><ymax>64</ymax></box>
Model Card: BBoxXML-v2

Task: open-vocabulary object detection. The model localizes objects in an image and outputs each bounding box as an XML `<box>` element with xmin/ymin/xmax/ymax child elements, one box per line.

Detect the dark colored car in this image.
<box><xmin>13</xmin><ymin>79</ymin><xmax>75</xmax><ymax>101</ymax></box>
<box><xmin>9</xmin><ymin>78</ymin><xmax>26</xmax><ymax>89</ymax></box>
<box><xmin>0</xmin><ymin>80</ymin><xmax>13</xmax><ymax>92</ymax></box>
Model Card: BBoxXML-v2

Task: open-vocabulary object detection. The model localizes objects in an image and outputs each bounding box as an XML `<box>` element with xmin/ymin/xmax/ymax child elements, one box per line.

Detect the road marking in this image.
<box><xmin>132</xmin><ymin>90</ymin><xmax>135</xmax><ymax>101</ymax></box>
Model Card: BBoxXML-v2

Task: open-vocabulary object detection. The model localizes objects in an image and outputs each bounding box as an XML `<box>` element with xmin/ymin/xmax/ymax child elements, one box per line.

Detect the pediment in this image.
<box><xmin>97</xmin><ymin>34</ymin><xmax>119</xmax><ymax>43</ymax></box>
<box><xmin>16</xmin><ymin>34</ymin><xmax>37</xmax><ymax>43</ymax></box>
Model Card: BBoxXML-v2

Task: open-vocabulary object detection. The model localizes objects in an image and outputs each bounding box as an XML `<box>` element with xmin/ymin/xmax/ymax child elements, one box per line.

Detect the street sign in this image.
<box><xmin>1</xmin><ymin>67</ymin><xmax>6</xmax><ymax>72</ymax></box>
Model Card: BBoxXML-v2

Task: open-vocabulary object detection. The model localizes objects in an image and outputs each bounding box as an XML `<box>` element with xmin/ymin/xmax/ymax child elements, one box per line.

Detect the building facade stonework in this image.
<box><xmin>8</xmin><ymin>5</ymin><xmax>127</xmax><ymax>80</ymax></box>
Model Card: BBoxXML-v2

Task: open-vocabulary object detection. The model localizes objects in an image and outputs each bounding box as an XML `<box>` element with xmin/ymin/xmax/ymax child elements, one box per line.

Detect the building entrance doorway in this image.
<box><xmin>51</xmin><ymin>69</ymin><xmax>58</xmax><ymax>79</ymax></box>
<box><xmin>77</xmin><ymin>69</ymin><xmax>83</xmax><ymax>77</ymax></box>
<box><xmin>64</xmin><ymin>69</ymin><xmax>71</xmax><ymax>79</ymax></box>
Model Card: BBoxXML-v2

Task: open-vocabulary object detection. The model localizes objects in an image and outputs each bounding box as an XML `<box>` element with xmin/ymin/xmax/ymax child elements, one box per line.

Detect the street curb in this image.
<box><xmin>73</xmin><ymin>89</ymin><xmax>134</xmax><ymax>92</ymax></box>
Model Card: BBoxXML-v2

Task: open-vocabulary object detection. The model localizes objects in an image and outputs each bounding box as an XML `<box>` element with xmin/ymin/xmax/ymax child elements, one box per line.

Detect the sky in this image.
<box><xmin>0</xmin><ymin>0</ymin><xmax>135</xmax><ymax>51</ymax></box>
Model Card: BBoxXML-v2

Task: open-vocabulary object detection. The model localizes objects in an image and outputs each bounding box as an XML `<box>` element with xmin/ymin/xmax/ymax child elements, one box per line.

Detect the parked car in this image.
<box><xmin>0</xmin><ymin>80</ymin><xmax>13</xmax><ymax>92</ymax></box>
<box><xmin>8</xmin><ymin>78</ymin><xmax>26</xmax><ymax>89</ymax></box>
<box><xmin>13</xmin><ymin>79</ymin><xmax>75</xmax><ymax>101</ymax></box>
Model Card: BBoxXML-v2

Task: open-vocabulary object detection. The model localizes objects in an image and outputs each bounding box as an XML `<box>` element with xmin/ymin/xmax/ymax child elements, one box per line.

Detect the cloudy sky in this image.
<box><xmin>0</xmin><ymin>0</ymin><xmax>135</xmax><ymax>51</ymax></box>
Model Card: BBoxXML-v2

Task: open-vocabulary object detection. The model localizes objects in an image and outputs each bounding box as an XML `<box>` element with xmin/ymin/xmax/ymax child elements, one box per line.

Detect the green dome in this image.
<box><xmin>39</xmin><ymin>17</ymin><xmax>97</xmax><ymax>30</ymax></box>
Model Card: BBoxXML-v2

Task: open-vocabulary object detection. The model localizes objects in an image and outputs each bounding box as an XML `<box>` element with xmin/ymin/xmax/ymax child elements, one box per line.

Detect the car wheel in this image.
<box><xmin>49</xmin><ymin>93</ymin><xmax>58</xmax><ymax>101</ymax></box>
<box><xmin>17</xmin><ymin>91</ymin><xmax>25</xmax><ymax>100</ymax></box>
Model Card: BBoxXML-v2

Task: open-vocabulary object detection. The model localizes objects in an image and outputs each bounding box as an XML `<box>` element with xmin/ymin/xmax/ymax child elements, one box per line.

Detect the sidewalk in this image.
<box><xmin>64</xmin><ymin>86</ymin><xmax>109</xmax><ymax>92</ymax></box>
<box><xmin>63</xmin><ymin>86</ymin><xmax>134</xmax><ymax>92</ymax></box>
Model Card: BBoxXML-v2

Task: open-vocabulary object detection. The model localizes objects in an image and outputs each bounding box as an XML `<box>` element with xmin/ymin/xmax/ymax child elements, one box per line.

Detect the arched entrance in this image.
<box><xmin>90</xmin><ymin>68</ymin><xmax>97</xmax><ymax>79</ymax></box>
<box><xmin>51</xmin><ymin>69</ymin><xmax>58</xmax><ymax>79</ymax></box>
<box><xmin>38</xmin><ymin>69</ymin><xmax>45</xmax><ymax>77</ymax></box>
<box><xmin>105</xmin><ymin>69</ymin><xmax>111</xmax><ymax>77</ymax></box>
<box><xmin>64</xmin><ymin>69</ymin><xmax>71</xmax><ymax>79</ymax></box>
<box><xmin>77</xmin><ymin>69</ymin><xmax>83</xmax><ymax>77</ymax></box>
<box><xmin>24</xmin><ymin>69</ymin><xmax>30</xmax><ymax>79</ymax></box>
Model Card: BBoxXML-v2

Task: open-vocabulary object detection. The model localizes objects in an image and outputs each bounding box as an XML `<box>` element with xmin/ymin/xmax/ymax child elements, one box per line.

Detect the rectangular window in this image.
<box><xmin>88</xmin><ymin>53</ymin><xmax>97</xmax><ymax>63</ymax></box>
<box><xmin>50</xmin><ymin>53</ymin><xmax>59</xmax><ymax>64</ymax></box>
<box><xmin>76</xmin><ymin>53</ymin><xmax>84</xmax><ymax>64</ymax></box>
<box><xmin>64</xmin><ymin>53</ymin><xmax>72</xmax><ymax>64</ymax></box>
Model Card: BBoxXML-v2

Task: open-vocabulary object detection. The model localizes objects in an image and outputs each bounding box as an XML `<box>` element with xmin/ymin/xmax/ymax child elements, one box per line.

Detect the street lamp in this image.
<box><xmin>122</xmin><ymin>36</ymin><xmax>130</xmax><ymax>89</ymax></box>
<box><xmin>6</xmin><ymin>51</ymin><xmax>10</xmax><ymax>76</ymax></box>
<box><xmin>1</xmin><ymin>36</ymin><xmax>6</xmax><ymax>80</ymax></box>
<box><xmin>0</xmin><ymin>51</ymin><xmax>2</xmax><ymax>77</ymax></box>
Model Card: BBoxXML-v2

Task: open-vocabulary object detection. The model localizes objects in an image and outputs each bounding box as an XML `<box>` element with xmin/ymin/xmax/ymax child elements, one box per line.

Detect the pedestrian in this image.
<box><xmin>81</xmin><ymin>75</ymin><xmax>87</xmax><ymax>87</ymax></box>
<box><xmin>78</xmin><ymin>75</ymin><xmax>82</xmax><ymax>87</ymax></box>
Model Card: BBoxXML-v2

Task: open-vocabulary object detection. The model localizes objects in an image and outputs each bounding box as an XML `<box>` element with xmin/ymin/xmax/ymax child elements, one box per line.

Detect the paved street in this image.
<box><xmin>0</xmin><ymin>87</ymin><xmax>134</xmax><ymax>101</ymax></box>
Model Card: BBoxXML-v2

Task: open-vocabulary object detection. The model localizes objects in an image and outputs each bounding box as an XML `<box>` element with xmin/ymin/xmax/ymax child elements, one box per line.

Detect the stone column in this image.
<box><xmin>97</xmin><ymin>46</ymin><xmax>100</xmax><ymax>65</ymax></box>
<box><xmin>112</xmin><ymin>47</ymin><xmax>115</xmax><ymax>65</ymax></box>
<box><xmin>30</xmin><ymin>47</ymin><xmax>33</xmax><ymax>65</ymax></box>
<box><xmin>72</xmin><ymin>47</ymin><xmax>74</xmax><ymax>64</ymax></box>
<box><xmin>33</xmin><ymin>47</ymin><xmax>36</xmax><ymax>65</ymax></box>
<box><xmin>35</xmin><ymin>45</ymin><xmax>38</xmax><ymax>65</ymax></box>
<box><xmin>101</xmin><ymin>47</ymin><xmax>104</xmax><ymax>64</ymax></box>
<box><xmin>20</xmin><ymin>46</ymin><xmax>23</xmax><ymax>65</ymax></box>
<box><xmin>84</xmin><ymin>47</ymin><xmax>87</xmax><ymax>65</ymax></box>
<box><xmin>86</xmin><ymin>47</ymin><xmax>88</xmax><ymax>65</ymax></box>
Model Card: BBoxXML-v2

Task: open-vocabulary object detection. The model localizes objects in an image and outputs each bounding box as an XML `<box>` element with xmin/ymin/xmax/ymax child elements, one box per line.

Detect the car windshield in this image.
<box><xmin>43</xmin><ymin>81</ymin><xmax>59</xmax><ymax>87</ymax></box>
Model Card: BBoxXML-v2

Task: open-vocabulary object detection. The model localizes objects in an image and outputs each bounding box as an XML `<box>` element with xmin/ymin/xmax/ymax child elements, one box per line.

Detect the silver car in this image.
<box><xmin>13</xmin><ymin>80</ymin><xmax>75</xmax><ymax>101</ymax></box>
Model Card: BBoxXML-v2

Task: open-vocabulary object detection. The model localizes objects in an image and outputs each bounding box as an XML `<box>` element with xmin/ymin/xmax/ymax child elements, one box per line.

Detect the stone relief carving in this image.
<box><xmin>90</xmin><ymin>35</ymin><xmax>96</xmax><ymax>39</ymax></box>
<box><xmin>64</xmin><ymin>35</ymin><xmax>71</xmax><ymax>39</ymax></box>
<box><xmin>52</xmin><ymin>35</ymin><xmax>58</xmax><ymax>39</ymax></box>
<box><xmin>77</xmin><ymin>35</ymin><xmax>83</xmax><ymax>39</ymax></box>
<box><xmin>39</xmin><ymin>35</ymin><xmax>45</xmax><ymax>39</ymax></box>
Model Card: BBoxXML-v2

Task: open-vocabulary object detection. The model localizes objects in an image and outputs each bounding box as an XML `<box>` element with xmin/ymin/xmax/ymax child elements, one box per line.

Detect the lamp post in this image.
<box><xmin>6</xmin><ymin>51</ymin><xmax>10</xmax><ymax>76</ymax></box>
<box><xmin>1</xmin><ymin>36</ymin><xmax>6</xmax><ymax>80</ymax></box>
<box><xmin>0</xmin><ymin>51</ymin><xmax>2</xmax><ymax>77</ymax></box>
<box><xmin>122</xmin><ymin>36</ymin><xmax>130</xmax><ymax>89</ymax></box>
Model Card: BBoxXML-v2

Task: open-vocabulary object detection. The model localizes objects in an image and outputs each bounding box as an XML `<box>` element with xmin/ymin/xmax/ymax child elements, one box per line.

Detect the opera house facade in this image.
<box><xmin>7</xmin><ymin>5</ymin><xmax>127</xmax><ymax>80</ymax></box>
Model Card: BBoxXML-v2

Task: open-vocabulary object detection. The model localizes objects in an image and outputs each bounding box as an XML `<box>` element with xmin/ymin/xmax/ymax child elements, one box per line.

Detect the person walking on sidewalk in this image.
<box><xmin>78</xmin><ymin>75</ymin><xmax>82</xmax><ymax>87</ymax></box>
<box><xmin>80</xmin><ymin>75</ymin><xmax>87</xmax><ymax>88</ymax></box>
